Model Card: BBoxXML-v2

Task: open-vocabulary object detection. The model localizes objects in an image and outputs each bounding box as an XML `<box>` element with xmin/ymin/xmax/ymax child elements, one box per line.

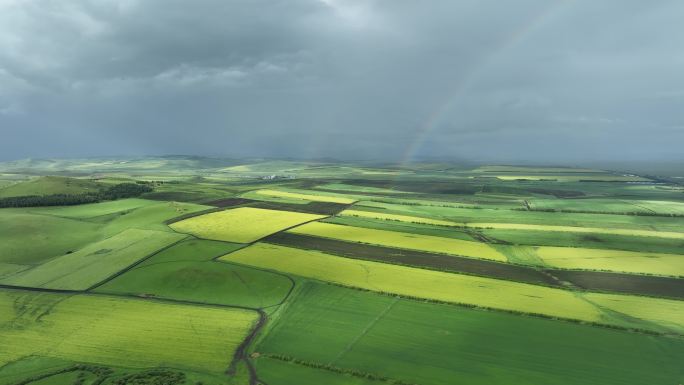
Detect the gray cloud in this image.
<box><xmin>1</xmin><ymin>0</ymin><xmax>682</xmax><ymax>162</ymax></box>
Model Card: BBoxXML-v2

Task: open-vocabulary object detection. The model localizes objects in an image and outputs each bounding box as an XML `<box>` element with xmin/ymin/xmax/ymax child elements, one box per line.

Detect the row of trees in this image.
<box><xmin>0</xmin><ymin>183</ymin><xmax>153</xmax><ymax>208</ymax></box>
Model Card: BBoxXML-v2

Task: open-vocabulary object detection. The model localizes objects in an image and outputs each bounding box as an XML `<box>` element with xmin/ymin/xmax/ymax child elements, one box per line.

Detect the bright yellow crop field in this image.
<box><xmin>0</xmin><ymin>290</ymin><xmax>257</xmax><ymax>374</ymax></box>
<box><xmin>340</xmin><ymin>209</ymin><xmax>455</xmax><ymax>226</ymax></box>
<box><xmin>221</xmin><ymin>243</ymin><xmax>601</xmax><ymax>322</ymax></box>
<box><xmin>536</xmin><ymin>246</ymin><xmax>684</xmax><ymax>276</ymax></box>
<box><xmin>288</xmin><ymin>222</ymin><xmax>507</xmax><ymax>262</ymax></box>
<box><xmin>495</xmin><ymin>175</ymin><xmax>648</xmax><ymax>182</ymax></box>
<box><xmin>169</xmin><ymin>207</ymin><xmax>325</xmax><ymax>243</ymax></box>
<box><xmin>584</xmin><ymin>293</ymin><xmax>684</xmax><ymax>334</ymax></box>
<box><xmin>253</xmin><ymin>189</ymin><xmax>356</xmax><ymax>204</ymax></box>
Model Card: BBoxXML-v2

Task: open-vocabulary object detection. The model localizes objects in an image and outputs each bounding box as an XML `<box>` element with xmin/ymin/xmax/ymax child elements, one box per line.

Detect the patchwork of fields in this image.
<box><xmin>0</xmin><ymin>160</ymin><xmax>682</xmax><ymax>384</ymax></box>
<box><xmin>289</xmin><ymin>222</ymin><xmax>508</xmax><ymax>262</ymax></box>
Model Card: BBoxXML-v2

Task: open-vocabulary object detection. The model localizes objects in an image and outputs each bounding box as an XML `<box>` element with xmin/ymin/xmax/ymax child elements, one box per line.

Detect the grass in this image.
<box><xmin>221</xmin><ymin>243</ymin><xmax>602</xmax><ymax>322</ymax></box>
<box><xmin>535</xmin><ymin>246</ymin><xmax>684</xmax><ymax>276</ymax></box>
<box><xmin>170</xmin><ymin>207</ymin><xmax>326</xmax><ymax>243</ymax></box>
<box><xmin>96</xmin><ymin>239</ymin><xmax>292</xmax><ymax>308</ymax></box>
<box><xmin>251</xmin><ymin>189</ymin><xmax>357</xmax><ymax>204</ymax></box>
<box><xmin>30</xmin><ymin>198</ymin><xmax>158</xmax><ymax>218</ymax></box>
<box><xmin>256</xmin><ymin>357</ymin><xmax>387</xmax><ymax>385</ymax></box>
<box><xmin>1</xmin><ymin>229</ymin><xmax>186</xmax><ymax>290</ymax></box>
<box><xmin>288</xmin><ymin>222</ymin><xmax>507</xmax><ymax>262</ymax></box>
<box><xmin>0</xmin><ymin>209</ymin><xmax>104</xmax><ymax>265</ymax></box>
<box><xmin>0</xmin><ymin>289</ymin><xmax>258</xmax><ymax>374</ymax></box>
<box><xmin>0</xmin><ymin>176</ymin><xmax>103</xmax><ymax>198</ymax></box>
<box><xmin>256</xmin><ymin>283</ymin><xmax>684</xmax><ymax>385</ymax></box>
<box><xmin>0</xmin><ymin>200</ymin><xmax>209</xmax><ymax>267</ymax></box>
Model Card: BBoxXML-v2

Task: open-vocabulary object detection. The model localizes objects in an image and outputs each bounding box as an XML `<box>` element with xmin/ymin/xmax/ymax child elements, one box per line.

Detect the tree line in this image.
<box><xmin>0</xmin><ymin>182</ymin><xmax>153</xmax><ymax>208</ymax></box>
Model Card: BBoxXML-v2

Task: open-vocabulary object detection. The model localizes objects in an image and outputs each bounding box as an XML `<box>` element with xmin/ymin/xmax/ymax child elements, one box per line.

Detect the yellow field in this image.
<box><xmin>169</xmin><ymin>207</ymin><xmax>325</xmax><ymax>243</ymax></box>
<box><xmin>340</xmin><ymin>209</ymin><xmax>455</xmax><ymax>226</ymax></box>
<box><xmin>289</xmin><ymin>222</ymin><xmax>507</xmax><ymax>262</ymax></box>
<box><xmin>462</xmin><ymin>222</ymin><xmax>684</xmax><ymax>240</ymax></box>
<box><xmin>0</xmin><ymin>290</ymin><xmax>257</xmax><ymax>374</ymax></box>
<box><xmin>535</xmin><ymin>246</ymin><xmax>684</xmax><ymax>276</ymax></box>
<box><xmin>495</xmin><ymin>175</ymin><xmax>648</xmax><ymax>182</ymax></box>
<box><xmin>221</xmin><ymin>243</ymin><xmax>601</xmax><ymax>322</ymax></box>
<box><xmin>253</xmin><ymin>189</ymin><xmax>356</xmax><ymax>204</ymax></box>
<box><xmin>584</xmin><ymin>293</ymin><xmax>684</xmax><ymax>334</ymax></box>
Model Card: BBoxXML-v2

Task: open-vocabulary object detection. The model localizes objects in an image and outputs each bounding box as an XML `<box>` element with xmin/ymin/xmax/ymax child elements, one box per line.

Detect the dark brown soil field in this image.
<box><xmin>206</xmin><ymin>197</ymin><xmax>256</xmax><ymax>207</ymax></box>
<box><xmin>549</xmin><ymin>270</ymin><xmax>684</xmax><ymax>299</ymax></box>
<box><xmin>250</xmin><ymin>201</ymin><xmax>350</xmax><ymax>215</ymax></box>
<box><xmin>263</xmin><ymin>233</ymin><xmax>683</xmax><ymax>298</ymax></box>
<box><xmin>263</xmin><ymin>232</ymin><xmax>559</xmax><ymax>286</ymax></box>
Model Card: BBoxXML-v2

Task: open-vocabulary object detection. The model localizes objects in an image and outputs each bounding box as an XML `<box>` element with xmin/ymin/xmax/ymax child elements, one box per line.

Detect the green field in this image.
<box><xmin>170</xmin><ymin>207</ymin><xmax>325</xmax><ymax>243</ymax></box>
<box><xmin>1</xmin><ymin>229</ymin><xmax>186</xmax><ymax>290</ymax></box>
<box><xmin>0</xmin><ymin>200</ymin><xmax>208</xmax><ymax>268</ymax></box>
<box><xmin>97</xmin><ymin>239</ymin><xmax>292</xmax><ymax>308</ymax></box>
<box><xmin>0</xmin><ymin>176</ymin><xmax>103</xmax><ymax>198</ymax></box>
<box><xmin>255</xmin><ymin>283</ymin><xmax>684</xmax><ymax>385</ymax></box>
<box><xmin>0</xmin><ymin>289</ymin><xmax>257</xmax><ymax>375</ymax></box>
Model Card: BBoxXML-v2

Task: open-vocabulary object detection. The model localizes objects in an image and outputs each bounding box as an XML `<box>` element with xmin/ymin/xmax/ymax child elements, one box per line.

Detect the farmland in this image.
<box><xmin>0</xmin><ymin>228</ymin><xmax>186</xmax><ymax>290</ymax></box>
<box><xmin>0</xmin><ymin>157</ymin><xmax>682</xmax><ymax>384</ymax></box>
<box><xmin>0</xmin><ymin>289</ymin><xmax>258</xmax><ymax>376</ymax></box>
<box><xmin>169</xmin><ymin>207</ymin><xmax>325</xmax><ymax>243</ymax></box>
<box><xmin>254</xmin><ymin>283</ymin><xmax>684</xmax><ymax>385</ymax></box>
<box><xmin>289</xmin><ymin>222</ymin><xmax>508</xmax><ymax>262</ymax></box>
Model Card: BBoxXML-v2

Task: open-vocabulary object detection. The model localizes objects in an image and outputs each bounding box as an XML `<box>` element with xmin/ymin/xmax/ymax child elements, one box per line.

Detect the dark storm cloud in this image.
<box><xmin>1</xmin><ymin>0</ymin><xmax>683</xmax><ymax>162</ymax></box>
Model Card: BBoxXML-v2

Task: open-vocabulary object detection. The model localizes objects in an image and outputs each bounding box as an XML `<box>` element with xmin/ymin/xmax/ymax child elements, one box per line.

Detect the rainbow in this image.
<box><xmin>399</xmin><ymin>0</ymin><xmax>573</xmax><ymax>167</ymax></box>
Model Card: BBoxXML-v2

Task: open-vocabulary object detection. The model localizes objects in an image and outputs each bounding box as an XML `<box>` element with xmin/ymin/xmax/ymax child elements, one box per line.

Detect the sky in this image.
<box><xmin>1</xmin><ymin>0</ymin><xmax>683</xmax><ymax>163</ymax></box>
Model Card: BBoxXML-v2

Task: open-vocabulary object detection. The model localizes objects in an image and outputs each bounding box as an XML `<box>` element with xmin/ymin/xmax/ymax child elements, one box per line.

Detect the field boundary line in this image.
<box><xmin>328</xmin><ymin>296</ymin><xmax>400</xmax><ymax>366</ymax></box>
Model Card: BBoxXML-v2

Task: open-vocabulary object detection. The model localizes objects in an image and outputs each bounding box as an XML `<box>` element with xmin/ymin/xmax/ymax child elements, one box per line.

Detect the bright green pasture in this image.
<box><xmin>30</xmin><ymin>198</ymin><xmax>158</xmax><ymax>218</ymax></box>
<box><xmin>0</xmin><ymin>289</ymin><xmax>257</xmax><ymax>374</ymax></box>
<box><xmin>0</xmin><ymin>176</ymin><xmax>103</xmax><ymax>198</ymax></box>
<box><xmin>97</xmin><ymin>239</ymin><xmax>292</xmax><ymax>308</ymax></box>
<box><xmin>1</xmin><ymin>229</ymin><xmax>185</xmax><ymax>290</ymax></box>
<box><xmin>170</xmin><ymin>207</ymin><xmax>325</xmax><ymax>243</ymax></box>
<box><xmin>257</xmin><ymin>283</ymin><xmax>684</xmax><ymax>385</ymax></box>
<box><xmin>0</xmin><ymin>209</ymin><xmax>104</xmax><ymax>265</ymax></box>
<box><xmin>256</xmin><ymin>357</ymin><xmax>386</xmax><ymax>385</ymax></box>
<box><xmin>0</xmin><ymin>200</ymin><xmax>208</xmax><ymax>267</ymax></box>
